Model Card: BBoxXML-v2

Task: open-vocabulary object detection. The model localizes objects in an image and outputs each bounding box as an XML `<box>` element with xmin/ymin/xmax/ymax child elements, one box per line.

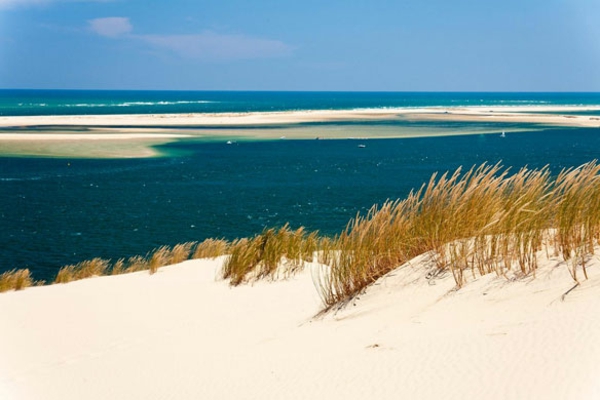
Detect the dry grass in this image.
<box><xmin>148</xmin><ymin>246</ymin><xmax>170</xmax><ymax>275</ymax></box>
<box><xmin>0</xmin><ymin>269</ymin><xmax>33</xmax><ymax>292</ymax></box>
<box><xmin>110</xmin><ymin>258</ymin><xmax>126</xmax><ymax>275</ymax></box>
<box><xmin>5</xmin><ymin>244</ymin><xmax>196</xmax><ymax>290</ymax></box>
<box><xmin>316</xmin><ymin>161</ymin><xmax>600</xmax><ymax>308</ymax></box>
<box><xmin>6</xmin><ymin>161</ymin><xmax>600</xmax><ymax>306</ymax></box>
<box><xmin>221</xmin><ymin>225</ymin><xmax>320</xmax><ymax>285</ymax></box>
<box><xmin>552</xmin><ymin>162</ymin><xmax>600</xmax><ymax>282</ymax></box>
<box><xmin>124</xmin><ymin>255</ymin><xmax>149</xmax><ymax>273</ymax></box>
<box><xmin>171</xmin><ymin>242</ymin><xmax>196</xmax><ymax>264</ymax></box>
<box><xmin>193</xmin><ymin>238</ymin><xmax>229</xmax><ymax>259</ymax></box>
<box><xmin>52</xmin><ymin>242</ymin><xmax>197</xmax><ymax>282</ymax></box>
<box><xmin>54</xmin><ymin>258</ymin><xmax>110</xmax><ymax>284</ymax></box>
<box><xmin>222</xmin><ymin>238</ymin><xmax>261</xmax><ymax>285</ymax></box>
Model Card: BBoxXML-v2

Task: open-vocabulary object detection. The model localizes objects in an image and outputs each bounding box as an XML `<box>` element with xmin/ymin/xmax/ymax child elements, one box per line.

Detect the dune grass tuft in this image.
<box><xmin>170</xmin><ymin>242</ymin><xmax>196</xmax><ymax>264</ymax></box>
<box><xmin>552</xmin><ymin>162</ymin><xmax>600</xmax><ymax>282</ymax></box>
<box><xmin>148</xmin><ymin>242</ymin><xmax>198</xmax><ymax>274</ymax></box>
<box><xmin>6</xmin><ymin>160</ymin><xmax>600</xmax><ymax>308</ymax></box>
<box><xmin>54</xmin><ymin>258</ymin><xmax>110</xmax><ymax>284</ymax></box>
<box><xmin>110</xmin><ymin>258</ymin><xmax>126</xmax><ymax>275</ymax></box>
<box><xmin>221</xmin><ymin>224</ymin><xmax>320</xmax><ymax>285</ymax></box>
<box><xmin>45</xmin><ymin>241</ymin><xmax>212</xmax><ymax>286</ymax></box>
<box><xmin>193</xmin><ymin>238</ymin><xmax>229</xmax><ymax>259</ymax></box>
<box><xmin>123</xmin><ymin>255</ymin><xmax>149</xmax><ymax>273</ymax></box>
<box><xmin>0</xmin><ymin>269</ymin><xmax>33</xmax><ymax>292</ymax></box>
<box><xmin>316</xmin><ymin>161</ymin><xmax>600</xmax><ymax>308</ymax></box>
<box><xmin>148</xmin><ymin>246</ymin><xmax>170</xmax><ymax>275</ymax></box>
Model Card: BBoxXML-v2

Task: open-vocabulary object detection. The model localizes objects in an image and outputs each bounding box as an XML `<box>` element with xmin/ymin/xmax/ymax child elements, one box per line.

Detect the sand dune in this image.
<box><xmin>1</xmin><ymin>249</ymin><xmax>599</xmax><ymax>399</ymax></box>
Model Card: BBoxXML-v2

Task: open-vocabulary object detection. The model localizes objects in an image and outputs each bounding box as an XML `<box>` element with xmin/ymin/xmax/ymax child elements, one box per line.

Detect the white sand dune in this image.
<box><xmin>1</xmin><ymin>251</ymin><xmax>599</xmax><ymax>399</ymax></box>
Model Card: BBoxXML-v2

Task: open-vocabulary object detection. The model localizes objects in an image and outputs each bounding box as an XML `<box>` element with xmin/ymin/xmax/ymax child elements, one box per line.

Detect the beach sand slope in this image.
<box><xmin>1</xmin><ymin>252</ymin><xmax>599</xmax><ymax>399</ymax></box>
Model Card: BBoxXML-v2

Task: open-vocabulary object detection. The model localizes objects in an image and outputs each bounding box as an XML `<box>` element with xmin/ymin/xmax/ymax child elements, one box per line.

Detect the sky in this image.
<box><xmin>0</xmin><ymin>0</ymin><xmax>599</xmax><ymax>91</ymax></box>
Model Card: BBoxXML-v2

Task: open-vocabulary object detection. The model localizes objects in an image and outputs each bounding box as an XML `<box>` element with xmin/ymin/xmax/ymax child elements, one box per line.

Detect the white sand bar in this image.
<box><xmin>1</xmin><ymin>105</ymin><xmax>600</xmax><ymax>128</ymax></box>
<box><xmin>1</xmin><ymin>106</ymin><xmax>598</xmax><ymax>158</ymax></box>
<box><xmin>1</xmin><ymin>251</ymin><xmax>599</xmax><ymax>399</ymax></box>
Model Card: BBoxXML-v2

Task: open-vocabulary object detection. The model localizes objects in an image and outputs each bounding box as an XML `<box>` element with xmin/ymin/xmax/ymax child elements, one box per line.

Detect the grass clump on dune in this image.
<box><xmin>170</xmin><ymin>242</ymin><xmax>196</xmax><ymax>264</ymax></box>
<box><xmin>7</xmin><ymin>160</ymin><xmax>600</xmax><ymax>309</ymax></box>
<box><xmin>222</xmin><ymin>224</ymin><xmax>320</xmax><ymax>285</ymax></box>
<box><xmin>316</xmin><ymin>161</ymin><xmax>600</xmax><ymax>307</ymax></box>
<box><xmin>193</xmin><ymin>238</ymin><xmax>229</xmax><ymax>259</ymax></box>
<box><xmin>55</xmin><ymin>258</ymin><xmax>110</xmax><ymax>284</ymax></box>
<box><xmin>53</xmin><ymin>242</ymin><xmax>200</xmax><ymax>283</ymax></box>
<box><xmin>553</xmin><ymin>162</ymin><xmax>600</xmax><ymax>282</ymax></box>
<box><xmin>0</xmin><ymin>269</ymin><xmax>34</xmax><ymax>292</ymax></box>
<box><xmin>147</xmin><ymin>242</ymin><xmax>196</xmax><ymax>274</ymax></box>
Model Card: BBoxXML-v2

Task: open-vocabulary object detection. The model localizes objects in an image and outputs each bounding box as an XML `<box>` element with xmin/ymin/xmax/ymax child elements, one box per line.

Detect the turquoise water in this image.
<box><xmin>2</xmin><ymin>90</ymin><xmax>600</xmax><ymax>116</ymax></box>
<box><xmin>1</xmin><ymin>91</ymin><xmax>600</xmax><ymax>282</ymax></box>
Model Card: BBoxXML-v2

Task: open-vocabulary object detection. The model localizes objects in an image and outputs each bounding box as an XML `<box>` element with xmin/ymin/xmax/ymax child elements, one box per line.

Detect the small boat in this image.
<box><xmin>358</xmin><ymin>144</ymin><xmax>366</xmax><ymax>148</ymax></box>
<box><xmin>500</xmin><ymin>131</ymin><xmax>506</xmax><ymax>138</ymax></box>
<box><xmin>226</xmin><ymin>140</ymin><xmax>233</xmax><ymax>145</ymax></box>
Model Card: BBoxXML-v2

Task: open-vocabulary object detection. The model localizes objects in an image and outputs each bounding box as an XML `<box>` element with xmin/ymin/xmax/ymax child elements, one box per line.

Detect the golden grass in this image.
<box><xmin>552</xmin><ymin>162</ymin><xmax>600</xmax><ymax>282</ymax></box>
<box><xmin>316</xmin><ymin>161</ymin><xmax>600</xmax><ymax>307</ymax></box>
<box><xmin>111</xmin><ymin>258</ymin><xmax>126</xmax><ymax>275</ymax></box>
<box><xmin>55</xmin><ymin>258</ymin><xmax>110</xmax><ymax>284</ymax></box>
<box><xmin>50</xmin><ymin>243</ymin><xmax>197</xmax><ymax>283</ymax></box>
<box><xmin>124</xmin><ymin>255</ymin><xmax>149</xmax><ymax>273</ymax></box>
<box><xmin>171</xmin><ymin>242</ymin><xmax>196</xmax><ymax>264</ymax></box>
<box><xmin>148</xmin><ymin>246</ymin><xmax>168</xmax><ymax>275</ymax></box>
<box><xmin>193</xmin><ymin>238</ymin><xmax>229</xmax><ymax>259</ymax></box>
<box><xmin>222</xmin><ymin>238</ymin><xmax>260</xmax><ymax>285</ymax></box>
<box><xmin>5</xmin><ymin>160</ymin><xmax>600</xmax><ymax>308</ymax></box>
<box><xmin>222</xmin><ymin>224</ymin><xmax>320</xmax><ymax>285</ymax></box>
<box><xmin>0</xmin><ymin>269</ymin><xmax>33</xmax><ymax>292</ymax></box>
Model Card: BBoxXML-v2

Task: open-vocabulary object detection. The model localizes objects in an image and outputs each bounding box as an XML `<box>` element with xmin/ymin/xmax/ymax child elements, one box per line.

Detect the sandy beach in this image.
<box><xmin>1</xmin><ymin>249</ymin><xmax>599</xmax><ymax>400</ymax></box>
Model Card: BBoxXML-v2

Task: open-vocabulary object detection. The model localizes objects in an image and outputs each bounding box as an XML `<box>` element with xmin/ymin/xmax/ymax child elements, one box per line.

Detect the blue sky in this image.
<box><xmin>1</xmin><ymin>0</ymin><xmax>599</xmax><ymax>91</ymax></box>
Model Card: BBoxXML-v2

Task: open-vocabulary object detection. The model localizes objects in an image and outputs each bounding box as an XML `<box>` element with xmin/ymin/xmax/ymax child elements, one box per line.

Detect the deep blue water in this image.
<box><xmin>2</xmin><ymin>126</ymin><xmax>600</xmax><ymax>282</ymax></box>
<box><xmin>2</xmin><ymin>90</ymin><xmax>600</xmax><ymax>116</ymax></box>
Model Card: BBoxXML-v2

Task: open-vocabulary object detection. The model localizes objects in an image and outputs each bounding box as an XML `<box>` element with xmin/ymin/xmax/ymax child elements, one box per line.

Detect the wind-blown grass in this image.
<box><xmin>53</xmin><ymin>242</ymin><xmax>204</xmax><ymax>283</ymax></box>
<box><xmin>55</xmin><ymin>258</ymin><xmax>110</xmax><ymax>283</ymax></box>
<box><xmin>0</xmin><ymin>269</ymin><xmax>34</xmax><ymax>292</ymax></box>
<box><xmin>222</xmin><ymin>224</ymin><xmax>320</xmax><ymax>285</ymax></box>
<box><xmin>5</xmin><ymin>161</ymin><xmax>600</xmax><ymax>311</ymax></box>
<box><xmin>193</xmin><ymin>238</ymin><xmax>229</xmax><ymax>259</ymax></box>
<box><xmin>316</xmin><ymin>161</ymin><xmax>600</xmax><ymax>307</ymax></box>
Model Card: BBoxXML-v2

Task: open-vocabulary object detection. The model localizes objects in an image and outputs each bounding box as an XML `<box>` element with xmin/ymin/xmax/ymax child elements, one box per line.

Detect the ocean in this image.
<box><xmin>3</xmin><ymin>90</ymin><xmax>600</xmax><ymax>116</ymax></box>
<box><xmin>1</xmin><ymin>90</ymin><xmax>600</xmax><ymax>281</ymax></box>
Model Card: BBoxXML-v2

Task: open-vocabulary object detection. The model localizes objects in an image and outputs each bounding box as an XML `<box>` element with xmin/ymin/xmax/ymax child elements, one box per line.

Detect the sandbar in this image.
<box><xmin>1</xmin><ymin>105</ymin><xmax>600</xmax><ymax>127</ymax></box>
<box><xmin>1</xmin><ymin>106</ymin><xmax>599</xmax><ymax>158</ymax></box>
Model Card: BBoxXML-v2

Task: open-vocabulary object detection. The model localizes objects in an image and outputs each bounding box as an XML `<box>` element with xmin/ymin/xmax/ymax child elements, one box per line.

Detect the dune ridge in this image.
<box><xmin>1</xmin><ymin>246</ymin><xmax>599</xmax><ymax>399</ymax></box>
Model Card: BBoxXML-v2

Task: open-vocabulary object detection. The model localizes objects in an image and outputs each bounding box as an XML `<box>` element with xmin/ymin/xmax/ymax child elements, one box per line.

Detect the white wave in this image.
<box><xmin>0</xmin><ymin>177</ymin><xmax>42</xmax><ymax>182</ymax></box>
<box><xmin>496</xmin><ymin>100</ymin><xmax>551</xmax><ymax>104</ymax></box>
<box><xmin>58</xmin><ymin>100</ymin><xmax>217</xmax><ymax>108</ymax></box>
